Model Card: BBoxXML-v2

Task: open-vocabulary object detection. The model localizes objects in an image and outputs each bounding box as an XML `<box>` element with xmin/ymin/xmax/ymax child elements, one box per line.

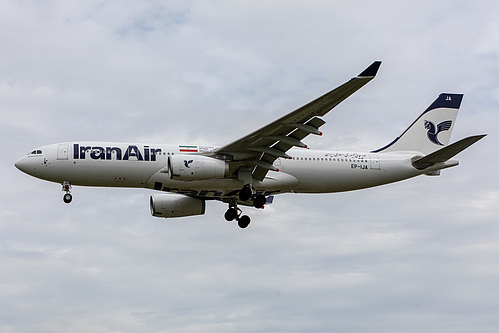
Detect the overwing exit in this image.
<box><xmin>15</xmin><ymin>61</ymin><xmax>486</xmax><ymax>228</ymax></box>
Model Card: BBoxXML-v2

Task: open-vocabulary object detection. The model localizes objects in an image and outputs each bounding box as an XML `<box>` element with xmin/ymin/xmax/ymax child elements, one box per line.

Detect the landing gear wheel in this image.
<box><xmin>238</xmin><ymin>215</ymin><xmax>251</xmax><ymax>229</ymax></box>
<box><xmin>253</xmin><ymin>194</ymin><xmax>266</xmax><ymax>209</ymax></box>
<box><xmin>61</xmin><ymin>181</ymin><xmax>72</xmax><ymax>204</ymax></box>
<box><xmin>224</xmin><ymin>208</ymin><xmax>238</xmax><ymax>221</ymax></box>
<box><xmin>239</xmin><ymin>186</ymin><xmax>253</xmax><ymax>201</ymax></box>
<box><xmin>63</xmin><ymin>193</ymin><xmax>73</xmax><ymax>204</ymax></box>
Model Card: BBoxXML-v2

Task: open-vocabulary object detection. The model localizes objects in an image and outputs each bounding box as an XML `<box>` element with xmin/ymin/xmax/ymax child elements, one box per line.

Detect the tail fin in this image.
<box><xmin>373</xmin><ymin>93</ymin><xmax>463</xmax><ymax>154</ymax></box>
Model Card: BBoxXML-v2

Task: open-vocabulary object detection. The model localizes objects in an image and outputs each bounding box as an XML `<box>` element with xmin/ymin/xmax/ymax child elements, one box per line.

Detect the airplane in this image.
<box><xmin>14</xmin><ymin>61</ymin><xmax>486</xmax><ymax>228</ymax></box>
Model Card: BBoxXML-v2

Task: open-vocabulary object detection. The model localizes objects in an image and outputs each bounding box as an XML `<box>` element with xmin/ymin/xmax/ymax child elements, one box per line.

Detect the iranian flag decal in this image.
<box><xmin>179</xmin><ymin>145</ymin><xmax>198</xmax><ymax>153</ymax></box>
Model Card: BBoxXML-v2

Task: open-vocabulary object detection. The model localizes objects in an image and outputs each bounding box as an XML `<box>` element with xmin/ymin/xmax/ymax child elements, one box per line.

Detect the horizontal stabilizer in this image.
<box><xmin>412</xmin><ymin>134</ymin><xmax>486</xmax><ymax>169</ymax></box>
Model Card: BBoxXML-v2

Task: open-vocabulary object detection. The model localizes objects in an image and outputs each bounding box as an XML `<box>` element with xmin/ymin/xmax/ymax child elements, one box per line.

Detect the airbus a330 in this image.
<box><xmin>15</xmin><ymin>61</ymin><xmax>486</xmax><ymax>228</ymax></box>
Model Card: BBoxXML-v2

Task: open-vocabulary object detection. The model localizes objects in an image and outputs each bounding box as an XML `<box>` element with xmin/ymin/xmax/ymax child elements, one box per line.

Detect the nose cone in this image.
<box><xmin>14</xmin><ymin>156</ymin><xmax>29</xmax><ymax>174</ymax></box>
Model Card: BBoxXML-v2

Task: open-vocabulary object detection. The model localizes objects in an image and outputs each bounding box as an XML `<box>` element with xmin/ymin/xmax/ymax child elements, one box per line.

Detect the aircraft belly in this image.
<box><xmin>146</xmin><ymin>170</ymin><xmax>298</xmax><ymax>197</ymax></box>
<box><xmin>282</xmin><ymin>156</ymin><xmax>420</xmax><ymax>193</ymax></box>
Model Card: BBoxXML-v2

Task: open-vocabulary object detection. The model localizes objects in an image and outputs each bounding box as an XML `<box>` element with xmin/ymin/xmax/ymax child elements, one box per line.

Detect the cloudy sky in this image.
<box><xmin>1</xmin><ymin>0</ymin><xmax>498</xmax><ymax>332</ymax></box>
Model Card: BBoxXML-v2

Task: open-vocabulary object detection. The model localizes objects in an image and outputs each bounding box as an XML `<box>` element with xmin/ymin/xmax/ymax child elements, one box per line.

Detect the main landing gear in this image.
<box><xmin>224</xmin><ymin>186</ymin><xmax>267</xmax><ymax>229</ymax></box>
<box><xmin>224</xmin><ymin>205</ymin><xmax>251</xmax><ymax>229</ymax></box>
<box><xmin>62</xmin><ymin>181</ymin><xmax>72</xmax><ymax>204</ymax></box>
<box><xmin>239</xmin><ymin>185</ymin><xmax>266</xmax><ymax>209</ymax></box>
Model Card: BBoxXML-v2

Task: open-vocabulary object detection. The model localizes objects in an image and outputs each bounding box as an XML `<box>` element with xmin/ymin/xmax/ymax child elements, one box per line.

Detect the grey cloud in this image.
<box><xmin>1</xmin><ymin>1</ymin><xmax>498</xmax><ymax>332</ymax></box>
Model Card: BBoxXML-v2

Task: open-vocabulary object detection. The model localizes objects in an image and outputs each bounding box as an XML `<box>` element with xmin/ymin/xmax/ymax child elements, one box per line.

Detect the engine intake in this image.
<box><xmin>168</xmin><ymin>155</ymin><xmax>228</xmax><ymax>180</ymax></box>
<box><xmin>150</xmin><ymin>194</ymin><xmax>206</xmax><ymax>218</ymax></box>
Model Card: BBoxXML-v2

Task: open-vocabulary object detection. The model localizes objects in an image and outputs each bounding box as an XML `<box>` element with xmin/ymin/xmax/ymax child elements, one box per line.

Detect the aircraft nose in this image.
<box><xmin>14</xmin><ymin>156</ymin><xmax>31</xmax><ymax>174</ymax></box>
<box><xmin>15</xmin><ymin>157</ymin><xmax>26</xmax><ymax>171</ymax></box>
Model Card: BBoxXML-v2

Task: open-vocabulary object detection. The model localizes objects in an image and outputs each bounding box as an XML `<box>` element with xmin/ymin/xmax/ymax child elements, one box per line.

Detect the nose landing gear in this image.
<box><xmin>62</xmin><ymin>181</ymin><xmax>72</xmax><ymax>204</ymax></box>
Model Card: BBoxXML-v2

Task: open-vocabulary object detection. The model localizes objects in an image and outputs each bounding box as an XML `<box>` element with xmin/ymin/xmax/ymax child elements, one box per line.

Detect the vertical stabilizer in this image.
<box><xmin>372</xmin><ymin>93</ymin><xmax>463</xmax><ymax>154</ymax></box>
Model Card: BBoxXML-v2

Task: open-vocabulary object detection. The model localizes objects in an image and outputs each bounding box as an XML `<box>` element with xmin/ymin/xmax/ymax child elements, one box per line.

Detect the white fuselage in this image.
<box><xmin>15</xmin><ymin>141</ymin><xmax>451</xmax><ymax>199</ymax></box>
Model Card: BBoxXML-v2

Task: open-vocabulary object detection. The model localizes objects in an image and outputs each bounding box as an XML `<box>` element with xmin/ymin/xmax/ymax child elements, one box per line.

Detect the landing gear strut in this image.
<box><xmin>62</xmin><ymin>181</ymin><xmax>72</xmax><ymax>204</ymax></box>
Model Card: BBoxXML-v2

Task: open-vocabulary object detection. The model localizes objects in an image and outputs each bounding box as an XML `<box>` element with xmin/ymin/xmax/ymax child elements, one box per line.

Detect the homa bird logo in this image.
<box><xmin>184</xmin><ymin>160</ymin><xmax>194</xmax><ymax>168</ymax></box>
<box><xmin>424</xmin><ymin>120</ymin><xmax>452</xmax><ymax>145</ymax></box>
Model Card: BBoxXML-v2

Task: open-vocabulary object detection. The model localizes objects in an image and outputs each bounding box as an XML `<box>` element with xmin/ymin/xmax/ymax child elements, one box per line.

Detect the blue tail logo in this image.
<box><xmin>424</xmin><ymin>120</ymin><xmax>452</xmax><ymax>145</ymax></box>
<box><xmin>184</xmin><ymin>159</ymin><xmax>194</xmax><ymax>168</ymax></box>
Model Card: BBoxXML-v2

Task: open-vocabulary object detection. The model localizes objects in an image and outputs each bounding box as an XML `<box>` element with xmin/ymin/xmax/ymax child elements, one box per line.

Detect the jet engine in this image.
<box><xmin>168</xmin><ymin>155</ymin><xmax>229</xmax><ymax>180</ymax></box>
<box><xmin>150</xmin><ymin>193</ymin><xmax>206</xmax><ymax>218</ymax></box>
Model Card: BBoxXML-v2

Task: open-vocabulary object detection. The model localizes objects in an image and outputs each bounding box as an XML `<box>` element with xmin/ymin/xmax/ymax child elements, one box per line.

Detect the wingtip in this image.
<box><xmin>358</xmin><ymin>61</ymin><xmax>382</xmax><ymax>77</ymax></box>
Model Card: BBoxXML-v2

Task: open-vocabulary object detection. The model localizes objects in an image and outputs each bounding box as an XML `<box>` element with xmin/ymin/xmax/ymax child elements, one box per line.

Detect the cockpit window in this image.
<box><xmin>29</xmin><ymin>150</ymin><xmax>43</xmax><ymax>155</ymax></box>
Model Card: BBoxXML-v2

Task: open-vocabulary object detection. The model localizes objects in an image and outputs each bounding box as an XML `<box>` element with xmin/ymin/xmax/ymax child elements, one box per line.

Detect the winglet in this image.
<box><xmin>358</xmin><ymin>61</ymin><xmax>382</xmax><ymax>77</ymax></box>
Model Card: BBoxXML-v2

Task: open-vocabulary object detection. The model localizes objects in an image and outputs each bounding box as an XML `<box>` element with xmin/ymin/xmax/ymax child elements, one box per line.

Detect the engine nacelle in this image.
<box><xmin>150</xmin><ymin>194</ymin><xmax>206</xmax><ymax>218</ymax></box>
<box><xmin>168</xmin><ymin>155</ymin><xmax>229</xmax><ymax>180</ymax></box>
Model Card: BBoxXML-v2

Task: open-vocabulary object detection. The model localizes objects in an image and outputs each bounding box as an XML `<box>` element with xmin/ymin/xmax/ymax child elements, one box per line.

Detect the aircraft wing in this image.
<box><xmin>214</xmin><ymin>61</ymin><xmax>382</xmax><ymax>181</ymax></box>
